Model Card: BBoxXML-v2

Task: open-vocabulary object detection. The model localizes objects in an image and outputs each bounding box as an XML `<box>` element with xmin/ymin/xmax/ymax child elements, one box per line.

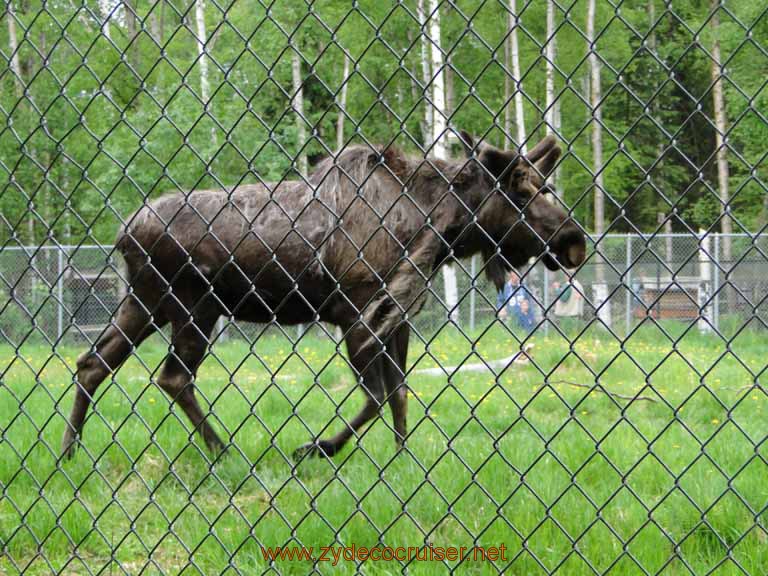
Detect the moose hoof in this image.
<box><xmin>60</xmin><ymin>430</ymin><xmax>79</xmax><ymax>461</ymax></box>
<box><xmin>293</xmin><ymin>440</ymin><xmax>338</xmax><ymax>461</ymax></box>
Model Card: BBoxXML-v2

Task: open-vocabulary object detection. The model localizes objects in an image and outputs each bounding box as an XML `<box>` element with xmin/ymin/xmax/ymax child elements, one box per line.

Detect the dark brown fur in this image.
<box><xmin>61</xmin><ymin>134</ymin><xmax>585</xmax><ymax>460</ymax></box>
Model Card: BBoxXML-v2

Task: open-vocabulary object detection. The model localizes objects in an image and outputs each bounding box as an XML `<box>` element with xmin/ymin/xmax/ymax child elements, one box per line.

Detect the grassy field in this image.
<box><xmin>1</xmin><ymin>320</ymin><xmax>767</xmax><ymax>575</ymax></box>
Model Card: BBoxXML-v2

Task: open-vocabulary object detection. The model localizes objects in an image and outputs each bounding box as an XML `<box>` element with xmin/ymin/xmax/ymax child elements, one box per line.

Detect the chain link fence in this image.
<box><xmin>2</xmin><ymin>1</ymin><xmax>768</xmax><ymax>575</ymax></box>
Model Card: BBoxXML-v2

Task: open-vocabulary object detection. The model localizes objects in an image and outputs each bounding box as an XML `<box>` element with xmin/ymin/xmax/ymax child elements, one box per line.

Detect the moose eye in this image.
<box><xmin>513</xmin><ymin>169</ymin><xmax>525</xmax><ymax>180</ymax></box>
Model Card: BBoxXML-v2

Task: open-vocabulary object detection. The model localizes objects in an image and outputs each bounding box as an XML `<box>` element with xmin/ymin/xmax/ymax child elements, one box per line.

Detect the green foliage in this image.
<box><xmin>0</xmin><ymin>0</ymin><xmax>765</xmax><ymax>244</ymax></box>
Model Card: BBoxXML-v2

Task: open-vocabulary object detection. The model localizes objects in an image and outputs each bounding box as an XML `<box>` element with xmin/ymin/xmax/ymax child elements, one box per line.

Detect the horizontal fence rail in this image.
<box><xmin>1</xmin><ymin>1</ymin><xmax>767</xmax><ymax>575</ymax></box>
<box><xmin>1</xmin><ymin>233</ymin><xmax>767</xmax><ymax>345</ymax></box>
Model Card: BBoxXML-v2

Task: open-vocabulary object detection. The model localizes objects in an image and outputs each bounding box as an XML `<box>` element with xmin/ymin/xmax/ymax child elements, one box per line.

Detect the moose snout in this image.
<box><xmin>547</xmin><ymin>225</ymin><xmax>586</xmax><ymax>270</ymax></box>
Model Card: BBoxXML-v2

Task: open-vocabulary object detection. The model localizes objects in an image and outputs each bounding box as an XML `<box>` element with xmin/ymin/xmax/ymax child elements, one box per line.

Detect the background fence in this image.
<box><xmin>2</xmin><ymin>233</ymin><xmax>766</xmax><ymax>346</ymax></box>
<box><xmin>2</xmin><ymin>1</ymin><xmax>768</xmax><ymax>575</ymax></box>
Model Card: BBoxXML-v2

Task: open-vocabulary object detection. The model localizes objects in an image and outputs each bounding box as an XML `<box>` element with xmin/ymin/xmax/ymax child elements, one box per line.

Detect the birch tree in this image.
<box><xmin>98</xmin><ymin>0</ymin><xmax>116</xmax><ymax>39</ymax></box>
<box><xmin>124</xmin><ymin>0</ymin><xmax>145</xmax><ymax>70</ymax></box>
<box><xmin>292</xmin><ymin>50</ymin><xmax>308</xmax><ymax>176</ymax></box>
<box><xmin>709</xmin><ymin>0</ymin><xmax>732</xmax><ymax>286</ymax></box>
<box><xmin>6</xmin><ymin>2</ymin><xmax>22</xmax><ymax>98</ymax></box>
<box><xmin>587</xmin><ymin>0</ymin><xmax>609</xmax><ymax>324</ymax></box>
<box><xmin>545</xmin><ymin>0</ymin><xmax>560</xmax><ymax>195</ymax></box>
<box><xmin>150</xmin><ymin>1</ymin><xmax>164</xmax><ymax>43</ymax></box>
<box><xmin>587</xmin><ymin>0</ymin><xmax>604</xmax><ymax>242</ymax></box>
<box><xmin>6</xmin><ymin>1</ymin><xmax>31</xmax><ymax>242</ymax></box>
<box><xmin>505</xmin><ymin>0</ymin><xmax>526</xmax><ymax>152</ymax></box>
<box><xmin>586</xmin><ymin>1</ymin><xmax>604</xmax><ymax>234</ymax></box>
<box><xmin>417</xmin><ymin>0</ymin><xmax>433</xmax><ymax>148</ymax></box>
<box><xmin>426</xmin><ymin>0</ymin><xmax>458</xmax><ymax>322</ymax></box>
<box><xmin>336</xmin><ymin>54</ymin><xmax>351</xmax><ymax>153</ymax></box>
<box><xmin>194</xmin><ymin>0</ymin><xmax>211</xmax><ymax>102</ymax></box>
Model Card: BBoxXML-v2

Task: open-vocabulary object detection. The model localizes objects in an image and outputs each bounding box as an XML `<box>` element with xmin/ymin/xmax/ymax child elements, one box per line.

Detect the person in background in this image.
<box><xmin>517</xmin><ymin>298</ymin><xmax>536</xmax><ymax>332</ymax></box>
<box><xmin>497</xmin><ymin>270</ymin><xmax>534</xmax><ymax>328</ymax></box>
<box><xmin>552</xmin><ymin>277</ymin><xmax>584</xmax><ymax>319</ymax></box>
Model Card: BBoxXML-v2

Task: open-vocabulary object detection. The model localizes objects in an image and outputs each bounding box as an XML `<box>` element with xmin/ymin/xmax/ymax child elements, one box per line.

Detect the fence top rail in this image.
<box><xmin>0</xmin><ymin>233</ymin><xmax>766</xmax><ymax>252</ymax></box>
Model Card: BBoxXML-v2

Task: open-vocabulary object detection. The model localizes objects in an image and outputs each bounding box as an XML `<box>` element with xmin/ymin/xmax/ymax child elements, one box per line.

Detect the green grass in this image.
<box><xmin>1</xmin><ymin>320</ymin><xmax>768</xmax><ymax>575</ymax></box>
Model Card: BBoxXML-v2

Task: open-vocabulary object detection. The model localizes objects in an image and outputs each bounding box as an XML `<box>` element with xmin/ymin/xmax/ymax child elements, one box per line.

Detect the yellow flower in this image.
<box><xmin>711</xmin><ymin>418</ymin><xmax>719</xmax><ymax>424</ymax></box>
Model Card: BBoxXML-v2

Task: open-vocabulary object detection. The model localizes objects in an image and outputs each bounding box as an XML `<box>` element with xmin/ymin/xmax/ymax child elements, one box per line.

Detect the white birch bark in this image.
<box><xmin>336</xmin><ymin>54</ymin><xmax>350</xmax><ymax>153</ymax></box>
<box><xmin>426</xmin><ymin>0</ymin><xmax>458</xmax><ymax>323</ymax></box>
<box><xmin>292</xmin><ymin>50</ymin><xmax>308</xmax><ymax>176</ymax></box>
<box><xmin>545</xmin><ymin>0</ymin><xmax>560</xmax><ymax>194</ymax></box>
<box><xmin>98</xmin><ymin>0</ymin><xmax>115</xmax><ymax>39</ymax></box>
<box><xmin>150</xmin><ymin>2</ymin><xmax>163</xmax><ymax>43</ymax></box>
<box><xmin>427</xmin><ymin>0</ymin><xmax>447</xmax><ymax>158</ymax></box>
<box><xmin>504</xmin><ymin>21</ymin><xmax>512</xmax><ymax>148</ymax></box>
<box><xmin>417</xmin><ymin>0</ymin><xmax>433</xmax><ymax>147</ymax></box>
<box><xmin>6</xmin><ymin>2</ymin><xmax>22</xmax><ymax>97</ymax></box>
<box><xmin>509</xmin><ymin>0</ymin><xmax>526</xmax><ymax>153</ymax></box>
<box><xmin>195</xmin><ymin>0</ymin><xmax>210</xmax><ymax>102</ymax></box>
<box><xmin>587</xmin><ymin>0</ymin><xmax>604</xmax><ymax>239</ymax></box>
<box><xmin>710</xmin><ymin>0</ymin><xmax>732</xmax><ymax>312</ymax></box>
<box><xmin>710</xmin><ymin>1</ymin><xmax>732</xmax><ymax>266</ymax></box>
<box><xmin>587</xmin><ymin>0</ymin><xmax>609</xmax><ymax>323</ymax></box>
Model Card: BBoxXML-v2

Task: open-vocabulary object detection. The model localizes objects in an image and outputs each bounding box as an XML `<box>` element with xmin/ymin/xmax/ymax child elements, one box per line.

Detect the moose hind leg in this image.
<box><xmin>62</xmin><ymin>296</ymin><xmax>161</xmax><ymax>459</ymax></box>
<box><xmin>384</xmin><ymin>325</ymin><xmax>410</xmax><ymax>449</ymax></box>
<box><xmin>157</xmin><ymin>317</ymin><xmax>225</xmax><ymax>454</ymax></box>
<box><xmin>294</xmin><ymin>327</ymin><xmax>386</xmax><ymax>460</ymax></box>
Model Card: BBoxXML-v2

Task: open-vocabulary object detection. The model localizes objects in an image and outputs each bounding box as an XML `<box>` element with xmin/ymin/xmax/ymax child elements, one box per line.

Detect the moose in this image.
<box><xmin>61</xmin><ymin>133</ymin><xmax>586</xmax><ymax>460</ymax></box>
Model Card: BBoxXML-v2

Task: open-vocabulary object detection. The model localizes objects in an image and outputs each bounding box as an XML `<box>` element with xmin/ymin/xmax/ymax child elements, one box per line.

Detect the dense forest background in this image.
<box><xmin>0</xmin><ymin>0</ymin><xmax>766</xmax><ymax>246</ymax></box>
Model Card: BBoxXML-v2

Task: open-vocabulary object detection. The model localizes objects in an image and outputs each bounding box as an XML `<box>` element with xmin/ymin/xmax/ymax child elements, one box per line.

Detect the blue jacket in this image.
<box><xmin>496</xmin><ymin>282</ymin><xmax>533</xmax><ymax>312</ymax></box>
<box><xmin>497</xmin><ymin>282</ymin><xmax>536</xmax><ymax>331</ymax></box>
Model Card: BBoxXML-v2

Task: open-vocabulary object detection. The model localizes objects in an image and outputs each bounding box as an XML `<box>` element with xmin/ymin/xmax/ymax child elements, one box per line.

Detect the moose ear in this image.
<box><xmin>480</xmin><ymin>148</ymin><xmax>519</xmax><ymax>182</ymax></box>
<box><xmin>458</xmin><ymin>130</ymin><xmax>476</xmax><ymax>157</ymax></box>
<box><xmin>525</xmin><ymin>135</ymin><xmax>557</xmax><ymax>163</ymax></box>
<box><xmin>534</xmin><ymin>145</ymin><xmax>562</xmax><ymax>178</ymax></box>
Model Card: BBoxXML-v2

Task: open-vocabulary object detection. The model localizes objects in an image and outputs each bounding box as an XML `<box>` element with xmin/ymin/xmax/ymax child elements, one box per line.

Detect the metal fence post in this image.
<box><xmin>698</xmin><ymin>229</ymin><xmax>713</xmax><ymax>333</ymax></box>
<box><xmin>469</xmin><ymin>254</ymin><xmax>476</xmax><ymax>333</ymax></box>
<box><xmin>714</xmin><ymin>233</ymin><xmax>720</xmax><ymax>331</ymax></box>
<box><xmin>625</xmin><ymin>234</ymin><xmax>632</xmax><ymax>335</ymax></box>
<box><xmin>57</xmin><ymin>246</ymin><xmax>64</xmax><ymax>341</ymax></box>
<box><xmin>543</xmin><ymin>265</ymin><xmax>549</xmax><ymax>336</ymax></box>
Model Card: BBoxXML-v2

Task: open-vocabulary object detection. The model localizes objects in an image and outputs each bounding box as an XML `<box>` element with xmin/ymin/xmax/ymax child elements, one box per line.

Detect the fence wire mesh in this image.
<box><xmin>1</xmin><ymin>1</ymin><xmax>768</xmax><ymax>575</ymax></box>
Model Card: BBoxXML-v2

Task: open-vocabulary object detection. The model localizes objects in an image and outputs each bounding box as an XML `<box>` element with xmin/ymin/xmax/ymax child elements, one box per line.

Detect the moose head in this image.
<box><xmin>459</xmin><ymin>131</ymin><xmax>587</xmax><ymax>288</ymax></box>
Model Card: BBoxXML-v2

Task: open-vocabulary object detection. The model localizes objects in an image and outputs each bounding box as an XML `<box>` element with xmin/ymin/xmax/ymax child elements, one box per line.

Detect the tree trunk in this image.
<box><xmin>587</xmin><ymin>0</ymin><xmax>609</xmax><ymax>324</ymax></box>
<box><xmin>545</xmin><ymin>0</ymin><xmax>560</xmax><ymax>195</ymax></box>
<box><xmin>125</xmin><ymin>0</ymin><xmax>140</xmax><ymax>69</ymax></box>
<box><xmin>150</xmin><ymin>2</ymin><xmax>163</xmax><ymax>43</ymax></box>
<box><xmin>648</xmin><ymin>0</ymin><xmax>667</xmax><ymax>231</ymax></box>
<box><xmin>426</xmin><ymin>0</ymin><xmax>458</xmax><ymax>323</ymax></box>
<box><xmin>336</xmin><ymin>54</ymin><xmax>350</xmax><ymax>153</ymax></box>
<box><xmin>509</xmin><ymin>0</ymin><xmax>526</xmax><ymax>153</ymax></box>
<box><xmin>160</xmin><ymin>0</ymin><xmax>165</xmax><ymax>44</ymax></box>
<box><xmin>416</xmin><ymin>0</ymin><xmax>433</xmax><ymax>148</ymax></box>
<box><xmin>99</xmin><ymin>0</ymin><xmax>113</xmax><ymax>39</ymax></box>
<box><xmin>587</xmin><ymin>0</ymin><xmax>604</xmax><ymax>241</ymax></box>
<box><xmin>195</xmin><ymin>0</ymin><xmax>210</xmax><ymax>102</ymax></box>
<box><xmin>428</xmin><ymin>0</ymin><xmax>447</xmax><ymax>158</ymax></box>
<box><xmin>504</xmin><ymin>15</ymin><xmax>512</xmax><ymax>149</ymax></box>
<box><xmin>710</xmin><ymin>0</ymin><xmax>732</xmax><ymax>308</ymax></box>
<box><xmin>6</xmin><ymin>2</ymin><xmax>22</xmax><ymax>98</ymax></box>
<box><xmin>292</xmin><ymin>50</ymin><xmax>308</xmax><ymax>176</ymax></box>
